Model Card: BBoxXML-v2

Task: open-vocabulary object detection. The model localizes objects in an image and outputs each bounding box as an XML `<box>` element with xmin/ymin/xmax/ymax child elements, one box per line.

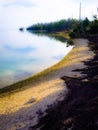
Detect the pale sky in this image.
<box><xmin>0</xmin><ymin>0</ymin><xmax>98</xmax><ymax>29</ymax></box>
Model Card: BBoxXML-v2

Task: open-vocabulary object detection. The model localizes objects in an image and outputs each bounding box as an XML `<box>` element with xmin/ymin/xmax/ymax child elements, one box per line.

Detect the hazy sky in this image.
<box><xmin>0</xmin><ymin>0</ymin><xmax>98</xmax><ymax>29</ymax></box>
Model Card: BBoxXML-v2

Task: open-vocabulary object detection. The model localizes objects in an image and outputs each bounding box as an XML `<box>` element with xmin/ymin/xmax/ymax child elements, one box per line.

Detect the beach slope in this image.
<box><xmin>0</xmin><ymin>38</ymin><xmax>94</xmax><ymax>130</ymax></box>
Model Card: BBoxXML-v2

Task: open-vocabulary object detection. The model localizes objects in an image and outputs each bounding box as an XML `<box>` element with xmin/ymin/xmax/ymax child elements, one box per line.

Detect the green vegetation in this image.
<box><xmin>27</xmin><ymin>16</ymin><xmax>98</xmax><ymax>37</ymax></box>
<box><xmin>27</xmin><ymin>19</ymin><xmax>74</xmax><ymax>32</ymax></box>
<box><xmin>89</xmin><ymin>15</ymin><xmax>98</xmax><ymax>34</ymax></box>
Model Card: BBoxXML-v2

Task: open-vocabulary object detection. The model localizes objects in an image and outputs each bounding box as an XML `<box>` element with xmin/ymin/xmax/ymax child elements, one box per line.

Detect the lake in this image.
<box><xmin>0</xmin><ymin>30</ymin><xmax>73</xmax><ymax>88</ymax></box>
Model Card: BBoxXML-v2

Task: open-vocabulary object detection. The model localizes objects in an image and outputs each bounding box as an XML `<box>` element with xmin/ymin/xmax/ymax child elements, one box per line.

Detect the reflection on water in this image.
<box><xmin>28</xmin><ymin>30</ymin><xmax>67</xmax><ymax>43</ymax></box>
<box><xmin>0</xmin><ymin>30</ymin><xmax>73</xmax><ymax>88</ymax></box>
<box><xmin>28</xmin><ymin>30</ymin><xmax>74</xmax><ymax>45</ymax></box>
<box><xmin>28</xmin><ymin>30</ymin><xmax>74</xmax><ymax>47</ymax></box>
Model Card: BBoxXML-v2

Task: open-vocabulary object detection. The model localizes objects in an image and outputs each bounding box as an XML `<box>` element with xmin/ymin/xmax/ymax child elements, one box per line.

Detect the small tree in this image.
<box><xmin>83</xmin><ymin>17</ymin><xmax>90</xmax><ymax>32</ymax></box>
<box><xmin>89</xmin><ymin>15</ymin><xmax>98</xmax><ymax>34</ymax></box>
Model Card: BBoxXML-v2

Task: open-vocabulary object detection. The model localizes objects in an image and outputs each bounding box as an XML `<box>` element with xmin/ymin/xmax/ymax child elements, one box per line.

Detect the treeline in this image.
<box><xmin>27</xmin><ymin>19</ymin><xmax>73</xmax><ymax>32</ymax></box>
<box><xmin>27</xmin><ymin>16</ymin><xmax>98</xmax><ymax>36</ymax></box>
<box><xmin>69</xmin><ymin>16</ymin><xmax>98</xmax><ymax>37</ymax></box>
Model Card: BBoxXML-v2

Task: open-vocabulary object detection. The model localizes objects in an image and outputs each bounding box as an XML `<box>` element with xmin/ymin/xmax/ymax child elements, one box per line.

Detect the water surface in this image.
<box><xmin>0</xmin><ymin>30</ymin><xmax>73</xmax><ymax>88</ymax></box>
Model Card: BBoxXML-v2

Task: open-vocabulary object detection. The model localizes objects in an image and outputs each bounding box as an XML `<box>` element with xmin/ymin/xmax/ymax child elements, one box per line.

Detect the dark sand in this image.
<box><xmin>32</xmin><ymin>36</ymin><xmax>98</xmax><ymax>130</ymax></box>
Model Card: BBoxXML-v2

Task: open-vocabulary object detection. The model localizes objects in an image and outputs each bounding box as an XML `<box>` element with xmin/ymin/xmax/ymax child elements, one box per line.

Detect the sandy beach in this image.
<box><xmin>0</xmin><ymin>38</ymin><xmax>94</xmax><ymax>130</ymax></box>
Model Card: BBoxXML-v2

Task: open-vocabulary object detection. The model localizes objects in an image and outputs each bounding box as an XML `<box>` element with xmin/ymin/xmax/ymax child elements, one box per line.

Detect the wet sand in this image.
<box><xmin>0</xmin><ymin>38</ymin><xmax>94</xmax><ymax>130</ymax></box>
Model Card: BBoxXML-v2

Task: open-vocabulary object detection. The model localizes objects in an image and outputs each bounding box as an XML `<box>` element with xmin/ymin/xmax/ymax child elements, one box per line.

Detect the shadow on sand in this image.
<box><xmin>32</xmin><ymin>36</ymin><xmax>98</xmax><ymax>130</ymax></box>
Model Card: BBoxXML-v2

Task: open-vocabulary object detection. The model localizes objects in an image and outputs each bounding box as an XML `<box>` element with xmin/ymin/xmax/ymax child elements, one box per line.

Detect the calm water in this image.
<box><xmin>0</xmin><ymin>30</ymin><xmax>73</xmax><ymax>88</ymax></box>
